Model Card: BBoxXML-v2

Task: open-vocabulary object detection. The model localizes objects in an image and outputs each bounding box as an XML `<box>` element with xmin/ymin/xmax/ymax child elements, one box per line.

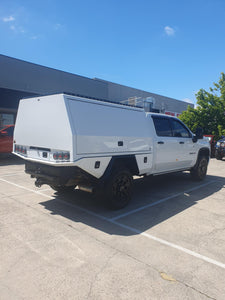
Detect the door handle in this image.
<box><xmin>158</xmin><ymin>141</ymin><xmax>164</xmax><ymax>144</ymax></box>
<box><xmin>179</xmin><ymin>141</ymin><xmax>185</xmax><ymax>144</ymax></box>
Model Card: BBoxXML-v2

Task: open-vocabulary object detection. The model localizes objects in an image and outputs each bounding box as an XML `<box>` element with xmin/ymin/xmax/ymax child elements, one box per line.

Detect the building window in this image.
<box><xmin>0</xmin><ymin>113</ymin><xmax>14</xmax><ymax>129</ymax></box>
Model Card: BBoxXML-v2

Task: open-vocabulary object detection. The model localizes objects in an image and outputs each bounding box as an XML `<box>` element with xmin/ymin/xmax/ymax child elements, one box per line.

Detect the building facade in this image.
<box><xmin>0</xmin><ymin>54</ymin><xmax>193</xmax><ymax>129</ymax></box>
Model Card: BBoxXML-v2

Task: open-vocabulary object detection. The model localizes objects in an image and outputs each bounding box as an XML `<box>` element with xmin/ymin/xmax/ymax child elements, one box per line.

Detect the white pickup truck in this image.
<box><xmin>13</xmin><ymin>93</ymin><xmax>210</xmax><ymax>209</ymax></box>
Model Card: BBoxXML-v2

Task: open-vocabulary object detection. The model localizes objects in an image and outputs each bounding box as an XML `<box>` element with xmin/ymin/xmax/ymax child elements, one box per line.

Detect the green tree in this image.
<box><xmin>179</xmin><ymin>73</ymin><xmax>225</xmax><ymax>139</ymax></box>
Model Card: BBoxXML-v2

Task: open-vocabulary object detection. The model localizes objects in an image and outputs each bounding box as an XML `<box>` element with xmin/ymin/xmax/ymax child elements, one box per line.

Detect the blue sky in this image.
<box><xmin>0</xmin><ymin>0</ymin><xmax>225</xmax><ymax>105</ymax></box>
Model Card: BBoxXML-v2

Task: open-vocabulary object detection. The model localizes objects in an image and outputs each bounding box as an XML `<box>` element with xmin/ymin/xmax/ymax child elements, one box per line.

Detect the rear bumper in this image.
<box><xmin>13</xmin><ymin>152</ymin><xmax>75</xmax><ymax>167</ymax></box>
<box><xmin>25</xmin><ymin>161</ymin><xmax>97</xmax><ymax>187</ymax></box>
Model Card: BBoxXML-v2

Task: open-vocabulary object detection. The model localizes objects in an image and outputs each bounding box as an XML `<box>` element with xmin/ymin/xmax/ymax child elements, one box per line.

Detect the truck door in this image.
<box><xmin>170</xmin><ymin>118</ymin><xmax>195</xmax><ymax>168</ymax></box>
<box><xmin>152</xmin><ymin>116</ymin><xmax>192</xmax><ymax>173</ymax></box>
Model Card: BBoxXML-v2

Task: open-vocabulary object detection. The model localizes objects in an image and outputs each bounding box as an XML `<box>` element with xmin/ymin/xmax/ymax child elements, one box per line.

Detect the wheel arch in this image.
<box><xmin>192</xmin><ymin>147</ymin><xmax>210</xmax><ymax>170</ymax></box>
<box><xmin>100</xmin><ymin>155</ymin><xmax>139</xmax><ymax>182</ymax></box>
<box><xmin>198</xmin><ymin>147</ymin><xmax>210</xmax><ymax>162</ymax></box>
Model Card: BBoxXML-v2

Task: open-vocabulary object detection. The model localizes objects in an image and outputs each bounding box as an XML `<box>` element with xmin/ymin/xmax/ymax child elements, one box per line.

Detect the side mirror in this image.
<box><xmin>192</xmin><ymin>127</ymin><xmax>203</xmax><ymax>143</ymax></box>
<box><xmin>195</xmin><ymin>127</ymin><xmax>203</xmax><ymax>139</ymax></box>
<box><xmin>192</xmin><ymin>135</ymin><xmax>198</xmax><ymax>143</ymax></box>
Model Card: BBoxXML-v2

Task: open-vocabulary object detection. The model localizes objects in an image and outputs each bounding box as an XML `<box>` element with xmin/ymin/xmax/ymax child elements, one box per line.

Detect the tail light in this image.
<box><xmin>53</xmin><ymin>153</ymin><xmax>58</xmax><ymax>160</ymax></box>
<box><xmin>14</xmin><ymin>145</ymin><xmax>27</xmax><ymax>156</ymax></box>
<box><xmin>22</xmin><ymin>147</ymin><xmax>27</xmax><ymax>154</ymax></box>
<box><xmin>58</xmin><ymin>153</ymin><xmax>63</xmax><ymax>160</ymax></box>
<box><xmin>63</xmin><ymin>152</ymin><xmax>70</xmax><ymax>160</ymax></box>
<box><xmin>53</xmin><ymin>151</ymin><xmax>70</xmax><ymax>161</ymax></box>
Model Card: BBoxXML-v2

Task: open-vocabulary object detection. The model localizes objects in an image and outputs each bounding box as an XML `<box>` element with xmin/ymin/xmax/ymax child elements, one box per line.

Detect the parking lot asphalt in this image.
<box><xmin>0</xmin><ymin>154</ymin><xmax>225</xmax><ymax>299</ymax></box>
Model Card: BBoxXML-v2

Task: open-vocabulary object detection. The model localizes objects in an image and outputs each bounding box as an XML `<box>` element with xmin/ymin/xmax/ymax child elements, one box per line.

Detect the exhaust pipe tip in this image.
<box><xmin>78</xmin><ymin>185</ymin><xmax>93</xmax><ymax>193</ymax></box>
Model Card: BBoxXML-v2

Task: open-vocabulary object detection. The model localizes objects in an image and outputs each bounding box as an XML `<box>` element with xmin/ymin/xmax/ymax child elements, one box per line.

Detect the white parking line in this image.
<box><xmin>39</xmin><ymin>188</ymin><xmax>52</xmax><ymax>192</ymax></box>
<box><xmin>0</xmin><ymin>178</ymin><xmax>111</xmax><ymax>222</ymax></box>
<box><xmin>1</xmin><ymin>177</ymin><xmax>225</xmax><ymax>270</ymax></box>
<box><xmin>110</xmin><ymin>180</ymin><xmax>216</xmax><ymax>221</ymax></box>
<box><xmin>1</xmin><ymin>171</ymin><xmax>25</xmax><ymax>177</ymax></box>
<box><xmin>0</xmin><ymin>178</ymin><xmax>51</xmax><ymax>196</ymax></box>
<box><xmin>110</xmin><ymin>221</ymin><xmax>225</xmax><ymax>270</ymax></box>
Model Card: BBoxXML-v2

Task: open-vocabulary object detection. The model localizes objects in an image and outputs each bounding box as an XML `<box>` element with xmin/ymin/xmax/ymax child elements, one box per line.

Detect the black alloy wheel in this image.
<box><xmin>106</xmin><ymin>169</ymin><xmax>133</xmax><ymax>210</ymax></box>
<box><xmin>190</xmin><ymin>156</ymin><xmax>208</xmax><ymax>181</ymax></box>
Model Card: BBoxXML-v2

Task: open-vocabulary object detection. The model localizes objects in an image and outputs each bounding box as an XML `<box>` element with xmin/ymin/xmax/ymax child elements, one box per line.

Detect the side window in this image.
<box><xmin>171</xmin><ymin>120</ymin><xmax>190</xmax><ymax>138</ymax></box>
<box><xmin>152</xmin><ymin>117</ymin><xmax>173</xmax><ymax>137</ymax></box>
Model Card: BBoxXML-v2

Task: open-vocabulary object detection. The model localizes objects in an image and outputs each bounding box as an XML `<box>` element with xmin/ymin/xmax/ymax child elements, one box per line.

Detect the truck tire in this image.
<box><xmin>215</xmin><ymin>150</ymin><xmax>222</xmax><ymax>160</ymax></box>
<box><xmin>190</xmin><ymin>156</ymin><xmax>208</xmax><ymax>181</ymax></box>
<box><xmin>105</xmin><ymin>168</ymin><xmax>133</xmax><ymax>210</ymax></box>
<box><xmin>50</xmin><ymin>185</ymin><xmax>76</xmax><ymax>193</ymax></box>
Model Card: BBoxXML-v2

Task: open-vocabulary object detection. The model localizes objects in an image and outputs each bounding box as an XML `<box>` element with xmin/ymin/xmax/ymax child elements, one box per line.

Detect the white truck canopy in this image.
<box><xmin>14</xmin><ymin>93</ymin><xmax>153</xmax><ymax>163</ymax></box>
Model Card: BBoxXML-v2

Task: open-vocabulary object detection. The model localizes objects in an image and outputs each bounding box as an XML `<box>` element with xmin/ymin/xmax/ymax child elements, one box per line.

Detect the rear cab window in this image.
<box><xmin>152</xmin><ymin>117</ymin><xmax>172</xmax><ymax>137</ymax></box>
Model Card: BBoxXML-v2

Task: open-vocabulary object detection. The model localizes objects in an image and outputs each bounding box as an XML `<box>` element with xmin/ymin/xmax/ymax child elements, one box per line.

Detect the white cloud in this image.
<box><xmin>164</xmin><ymin>26</ymin><xmax>175</xmax><ymax>36</ymax></box>
<box><xmin>2</xmin><ymin>16</ymin><xmax>15</xmax><ymax>22</ymax></box>
<box><xmin>183</xmin><ymin>98</ymin><xmax>194</xmax><ymax>104</ymax></box>
<box><xmin>9</xmin><ymin>24</ymin><xmax>25</xmax><ymax>34</ymax></box>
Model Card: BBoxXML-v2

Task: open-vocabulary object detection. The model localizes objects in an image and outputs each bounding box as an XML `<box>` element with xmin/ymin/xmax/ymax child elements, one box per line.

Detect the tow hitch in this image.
<box><xmin>34</xmin><ymin>178</ymin><xmax>44</xmax><ymax>188</ymax></box>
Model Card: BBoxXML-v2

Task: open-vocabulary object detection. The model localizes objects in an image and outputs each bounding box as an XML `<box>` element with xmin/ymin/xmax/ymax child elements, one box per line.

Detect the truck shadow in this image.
<box><xmin>40</xmin><ymin>172</ymin><xmax>225</xmax><ymax>236</ymax></box>
<box><xmin>0</xmin><ymin>153</ymin><xmax>24</xmax><ymax>166</ymax></box>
